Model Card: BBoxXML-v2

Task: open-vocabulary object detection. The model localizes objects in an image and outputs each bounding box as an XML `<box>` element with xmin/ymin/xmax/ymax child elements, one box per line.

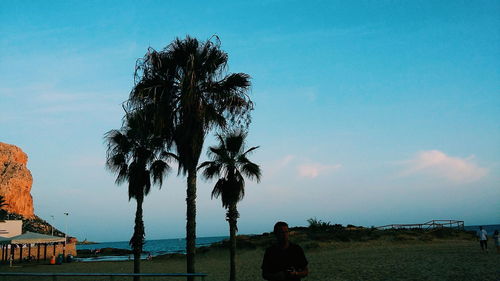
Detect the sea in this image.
<box><xmin>76</xmin><ymin>236</ymin><xmax>228</xmax><ymax>262</ymax></box>
<box><xmin>464</xmin><ymin>224</ymin><xmax>499</xmax><ymax>235</ymax></box>
<box><xmin>77</xmin><ymin>224</ymin><xmax>500</xmax><ymax>262</ymax></box>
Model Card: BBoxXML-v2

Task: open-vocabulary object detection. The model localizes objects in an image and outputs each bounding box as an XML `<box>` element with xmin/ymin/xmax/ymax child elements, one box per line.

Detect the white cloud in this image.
<box><xmin>263</xmin><ymin>155</ymin><xmax>341</xmax><ymax>179</ymax></box>
<box><xmin>297</xmin><ymin>163</ymin><xmax>342</xmax><ymax>178</ymax></box>
<box><xmin>264</xmin><ymin>155</ymin><xmax>295</xmax><ymax>177</ymax></box>
<box><xmin>401</xmin><ymin>150</ymin><xmax>488</xmax><ymax>183</ymax></box>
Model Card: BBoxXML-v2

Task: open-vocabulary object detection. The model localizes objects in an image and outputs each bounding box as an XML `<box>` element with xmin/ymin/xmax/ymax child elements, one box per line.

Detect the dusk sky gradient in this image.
<box><xmin>1</xmin><ymin>1</ymin><xmax>499</xmax><ymax>242</ymax></box>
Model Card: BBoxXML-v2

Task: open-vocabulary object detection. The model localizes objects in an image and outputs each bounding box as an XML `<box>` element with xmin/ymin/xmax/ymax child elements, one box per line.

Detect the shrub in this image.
<box><xmin>307</xmin><ymin>217</ymin><xmax>332</xmax><ymax>229</ymax></box>
<box><xmin>430</xmin><ymin>227</ymin><xmax>456</xmax><ymax>238</ymax></box>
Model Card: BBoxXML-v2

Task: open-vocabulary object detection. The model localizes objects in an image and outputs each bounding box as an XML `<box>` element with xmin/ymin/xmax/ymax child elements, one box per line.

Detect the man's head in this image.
<box><xmin>274</xmin><ymin>221</ymin><xmax>289</xmax><ymax>246</ymax></box>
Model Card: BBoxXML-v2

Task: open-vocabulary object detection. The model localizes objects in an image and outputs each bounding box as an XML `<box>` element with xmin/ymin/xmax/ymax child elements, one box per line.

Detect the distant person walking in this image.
<box><xmin>261</xmin><ymin>221</ymin><xmax>309</xmax><ymax>281</ymax></box>
<box><xmin>477</xmin><ymin>226</ymin><xmax>488</xmax><ymax>252</ymax></box>
<box><xmin>493</xmin><ymin>230</ymin><xmax>499</xmax><ymax>253</ymax></box>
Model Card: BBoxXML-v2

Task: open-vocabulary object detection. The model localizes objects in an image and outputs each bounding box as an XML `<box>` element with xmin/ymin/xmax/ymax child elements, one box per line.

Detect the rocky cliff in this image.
<box><xmin>0</xmin><ymin>142</ymin><xmax>35</xmax><ymax>218</ymax></box>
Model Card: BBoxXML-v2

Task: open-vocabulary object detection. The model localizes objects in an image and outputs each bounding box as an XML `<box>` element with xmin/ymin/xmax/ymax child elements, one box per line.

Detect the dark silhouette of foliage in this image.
<box><xmin>307</xmin><ymin>217</ymin><xmax>343</xmax><ymax>231</ymax></box>
<box><xmin>105</xmin><ymin>111</ymin><xmax>175</xmax><ymax>281</ymax></box>
<box><xmin>127</xmin><ymin>35</ymin><xmax>253</xmax><ymax>277</ymax></box>
<box><xmin>199</xmin><ymin>130</ymin><xmax>261</xmax><ymax>281</ymax></box>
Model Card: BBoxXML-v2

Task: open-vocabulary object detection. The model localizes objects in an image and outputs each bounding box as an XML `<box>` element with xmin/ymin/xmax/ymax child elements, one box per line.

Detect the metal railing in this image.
<box><xmin>0</xmin><ymin>272</ymin><xmax>207</xmax><ymax>281</ymax></box>
<box><xmin>376</xmin><ymin>219</ymin><xmax>465</xmax><ymax>230</ymax></box>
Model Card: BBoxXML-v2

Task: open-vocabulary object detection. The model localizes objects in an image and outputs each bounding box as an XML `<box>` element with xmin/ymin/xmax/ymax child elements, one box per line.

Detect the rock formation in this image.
<box><xmin>0</xmin><ymin>142</ymin><xmax>35</xmax><ymax>218</ymax></box>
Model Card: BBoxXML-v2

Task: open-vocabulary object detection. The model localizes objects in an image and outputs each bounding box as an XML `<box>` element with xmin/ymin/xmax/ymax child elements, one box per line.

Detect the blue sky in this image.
<box><xmin>1</xmin><ymin>1</ymin><xmax>499</xmax><ymax>242</ymax></box>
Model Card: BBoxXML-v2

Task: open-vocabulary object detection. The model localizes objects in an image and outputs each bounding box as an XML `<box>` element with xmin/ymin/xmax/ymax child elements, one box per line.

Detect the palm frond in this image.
<box><xmin>200</xmin><ymin>130</ymin><xmax>260</xmax><ymax>209</ymax></box>
<box><xmin>161</xmin><ymin>151</ymin><xmax>179</xmax><ymax>161</ymax></box>
<box><xmin>242</xmin><ymin>146</ymin><xmax>259</xmax><ymax>156</ymax></box>
<box><xmin>225</xmin><ymin>133</ymin><xmax>245</xmax><ymax>155</ymax></box>
<box><xmin>151</xmin><ymin>160</ymin><xmax>171</xmax><ymax>186</ymax></box>
<box><xmin>199</xmin><ymin>161</ymin><xmax>222</xmax><ymax>179</ymax></box>
<box><xmin>114</xmin><ymin>164</ymin><xmax>129</xmax><ymax>185</ymax></box>
<box><xmin>144</xmin><ymin>175</ymin><xmax>152</xmax><ymax>196</ymax></box>
<box><xmin>240</xmin><ymin>162</ymin><xmax>261</xmax><ymax>183</ymax></box>
<box><xmin>212</xmin><ymin>178</ymin><xmax>243</xmax><ymax>208</ymax></box>
<box><xmin>211</xmin><ymin>178</ymin><xmax>226</xmax><ymax>200</ymax></box>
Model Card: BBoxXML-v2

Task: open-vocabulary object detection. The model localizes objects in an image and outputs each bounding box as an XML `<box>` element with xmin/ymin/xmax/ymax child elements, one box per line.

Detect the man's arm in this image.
<box><xmin>264</xmin><ymin>265</ymin><xmax>309</xmax><ymax>280</ymax></box>
<box><xmin>289</xmin><ymin>266</ymin><xmax>309</xmax><ymax>279</ymax></box>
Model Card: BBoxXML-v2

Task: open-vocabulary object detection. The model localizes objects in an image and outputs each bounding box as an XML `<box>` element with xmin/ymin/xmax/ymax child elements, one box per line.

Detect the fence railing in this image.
<box><xmin>0</xmin><ymin>272</ymin><xmax>207</xmax><ymax>281</ymax></box>
<box><xmin>376</xmin><ymin>219</ymin><xmax>464</xmax><ymax>230</ymax></box>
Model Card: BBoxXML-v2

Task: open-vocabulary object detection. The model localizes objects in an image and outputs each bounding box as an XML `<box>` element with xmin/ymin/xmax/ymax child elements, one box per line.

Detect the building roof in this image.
<box><xmin>0</xmin><ymin>231</ymin><xmax>66</xmax><ymax>245</ymax></box>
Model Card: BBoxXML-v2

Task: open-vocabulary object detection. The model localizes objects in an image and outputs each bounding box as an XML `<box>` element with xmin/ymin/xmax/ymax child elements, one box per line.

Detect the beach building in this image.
<box><xmin>0</xmin><ymin>220</ymin><xmax>76</xmax><ymax>262</ymax></box>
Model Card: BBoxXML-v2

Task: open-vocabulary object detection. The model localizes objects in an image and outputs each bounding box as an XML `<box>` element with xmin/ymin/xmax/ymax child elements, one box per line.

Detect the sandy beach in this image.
<box><xmin>2</xmin><ymin>239</ymin><xmax>499</xmax><ymax>281</ymax></box>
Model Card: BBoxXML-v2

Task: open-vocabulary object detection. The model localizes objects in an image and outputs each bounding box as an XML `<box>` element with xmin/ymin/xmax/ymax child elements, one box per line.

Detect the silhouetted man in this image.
<box><xmin>262</xmin><ymin>221</ymin><xmax>309</xmax><ymax>281</ymax></box>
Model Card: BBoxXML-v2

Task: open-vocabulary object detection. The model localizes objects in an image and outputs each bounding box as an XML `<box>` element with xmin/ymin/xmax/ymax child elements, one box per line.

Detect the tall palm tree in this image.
<box><xmin>105</xmin><ymin>112</ymin><xmax>174</xmax><ymax>281</ymax></box>
<box><xmin>128</xmin><ymin>36</ymin><xmax>253</xmax><ymax>277</ymax></box>
<box><xmin>198</xmin><ymin>131</ymin><xmax>261</xmax><ymax>281</ymax></box>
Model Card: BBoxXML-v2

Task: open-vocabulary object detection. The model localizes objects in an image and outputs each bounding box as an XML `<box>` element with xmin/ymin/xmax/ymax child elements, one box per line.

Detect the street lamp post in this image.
<box><xmin>50</xmin><ymin>215</ymin><xmax>54</xmax><ymax>236</ymax></box>
<box><xmin>63</xmin><ymin>212</ymin><xmax>69</xmax><ymax>257</ymax></box>
<box><xmin>63</xmin><ymin>213</ymin><xmax>69</xmax><ymax>239</ymax></box>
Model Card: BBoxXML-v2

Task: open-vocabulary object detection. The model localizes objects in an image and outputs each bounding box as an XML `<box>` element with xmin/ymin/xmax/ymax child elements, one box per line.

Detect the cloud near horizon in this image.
<box><xmin>401</xmin><ymin>150</ymin><xmax>488</xmax><ymax>183</ymax></box>
<box><xmin>298</xmin><ymin>163</ymin><xmax>342</xmax><ymax>178</ymax></box>
<box><xmin>265</xmin><ymin>155</ymin><xmax>341</xmax><ymax>179</ymax></box>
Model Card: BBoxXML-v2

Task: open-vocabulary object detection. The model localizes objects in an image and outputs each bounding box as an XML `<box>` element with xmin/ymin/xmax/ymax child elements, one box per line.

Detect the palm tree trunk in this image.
<box><xmin>228</xmin><ymin>203</ymin><xmax>238</xmax><ymax>281</ymax></box>
<box><xmin>186</xmin><ymin>166</ymin><xmax>197</xmax><ymax>281</ymax></box>
<box><xmin>132</xmin><ymin>196</ymin><xmax>145</xmax><ymax>281</ymax></box>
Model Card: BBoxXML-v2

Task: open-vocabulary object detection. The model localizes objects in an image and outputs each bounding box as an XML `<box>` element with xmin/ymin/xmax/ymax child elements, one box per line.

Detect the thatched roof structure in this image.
<box><xmin>0</xmin><ymin>231</ymin><xmax>65</xmax><ymax>245</ymax></box>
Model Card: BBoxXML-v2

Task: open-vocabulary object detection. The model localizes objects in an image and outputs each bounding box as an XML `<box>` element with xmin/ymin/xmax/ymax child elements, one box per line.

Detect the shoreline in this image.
<box><xmin>3</xmin><ymin>239</ymin><xmax>499</xmax><ymax>281</ymax></box>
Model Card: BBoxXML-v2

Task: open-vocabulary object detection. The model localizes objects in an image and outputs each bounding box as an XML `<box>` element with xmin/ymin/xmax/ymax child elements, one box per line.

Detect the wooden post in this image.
<box><xmin>37</xmin><ymin>244</ymin><xmax>40</xmax><ymax>261</ymax></box>
<box><xmin>28</xmin><ymin>244</ymin><xmax>31</xmax><ymax>260</ymax></box>
<box><xmin>44</xmin><ymin>243</ymin><xmax>47</xmax><ymax>260</ymax></box>
<box><xmin>9</xmin><ymin>245</ymin><xmax>13</xmax><ymax>267</ymax></box>
<box><xmin>10</xmin><ymin>244</ymin><xmax>14</xmax><ymax>263</ymax></box>
<box><xmin>19</xmin><ymin>244</ymin><xmax>23</xmax><ymax>262</ymax></box>
<box><xmin>53</xmin><ymin>243</ymin><xmax>56</xmax><ymax>256</ymax></box>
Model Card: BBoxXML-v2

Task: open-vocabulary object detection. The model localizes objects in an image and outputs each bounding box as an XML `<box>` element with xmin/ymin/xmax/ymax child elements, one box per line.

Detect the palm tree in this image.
<box><xmin>105</xmin><ymin>112</ymin><xmax>174</xmax><ymax>281</ymax></box>
<box><xmin>127</xmin><ymin>36</ymin><xmax>253</xmax><ymax>277</ymax></box>
<box><xmin>198</xmin><ymin>131</ymin><xmax>261</xmax><ymax>281</ymax></box>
